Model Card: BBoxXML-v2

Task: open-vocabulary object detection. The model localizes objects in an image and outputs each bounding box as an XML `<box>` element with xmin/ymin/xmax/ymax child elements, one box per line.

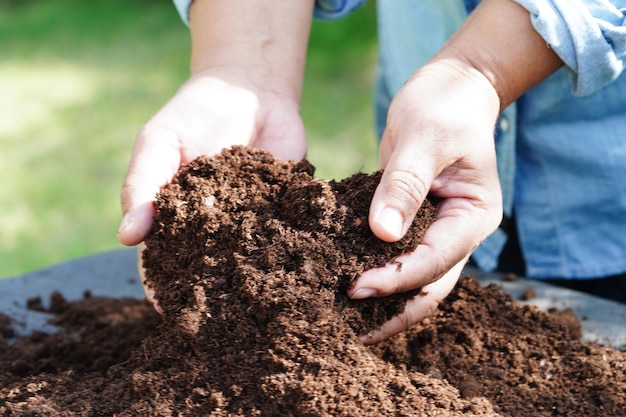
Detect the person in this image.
<box><xmin>117</xmin><ymin>0</ymin><xmax>626</xmax><ymax>343</ymax></box>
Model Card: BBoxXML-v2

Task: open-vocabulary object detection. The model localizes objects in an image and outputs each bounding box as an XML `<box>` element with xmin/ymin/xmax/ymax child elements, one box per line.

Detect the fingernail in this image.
<box><xmin>376</xmin><ymin>207</ymin><xmax>404</xmax><ymax>240</ymax></box>
<box><xmin>118</xmin><ymin>212</ymin><xmax>133</xmax><ymax>234</ymax></box>
<box><xmin>350</xmin><ymin>288</ymin><xmax>378</xmax><ymax>300</ymax></box>
<box><xmin>359</xmin><ymin>332</ymin><xmax>375</xmax><ymax>343</ymax></box>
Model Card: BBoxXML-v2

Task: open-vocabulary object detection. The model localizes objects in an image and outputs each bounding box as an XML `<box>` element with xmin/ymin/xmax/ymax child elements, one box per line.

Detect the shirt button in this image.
<box><xmin>499</xmin><ymin>116</ymin><xmax>511</xmax><ymax>132</ymax></box>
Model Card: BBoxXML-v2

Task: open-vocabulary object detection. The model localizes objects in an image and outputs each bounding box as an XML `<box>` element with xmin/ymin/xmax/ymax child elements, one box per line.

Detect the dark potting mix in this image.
<box><xmin>1</xmin><ymin>146</ymin><xmax>624</xmax><ymax>416</ymax></box>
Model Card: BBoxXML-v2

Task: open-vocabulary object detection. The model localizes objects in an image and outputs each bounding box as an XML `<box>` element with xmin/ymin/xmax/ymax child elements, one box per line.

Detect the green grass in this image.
<box><xmin>303</xmin><ymin>3</ymin><xmax>379</xmax><ymax>179</ymax></box>
<box><xmin>0</xmin><ymin>0</ymin><xmax>379</xmax><ymax>277</ymax></box>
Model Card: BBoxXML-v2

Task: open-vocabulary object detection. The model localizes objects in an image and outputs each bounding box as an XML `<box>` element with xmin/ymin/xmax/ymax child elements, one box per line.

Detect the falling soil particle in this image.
<box><xmin>503</xmin><ymin>273</ymin><xmax>518</xmax><ymax>282</ymax></box>
<box><xmin>520</xmin><ymin>287</ymin><xmax>536</xmax><ymax>301</ymax></box>
<box><xmin>1</xmin><ymin>146</ymin><xmax>625</xmax><ymax>416</ymax></box>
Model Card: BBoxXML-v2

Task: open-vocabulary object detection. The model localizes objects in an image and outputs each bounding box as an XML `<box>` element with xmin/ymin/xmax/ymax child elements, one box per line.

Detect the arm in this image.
<box><xmin>118</xmin><ymin>1</ymin><xmax>315</xmax><ymax>246</ymax></box>
<box><xmin>352</xmin><ymin>0</ymin><xmax>564</xmax><ymax>343</ymax></box>
<box><xmin>188</xmin><ymin>0</ymin><xmax>314</xmax><ymax>100</ymax></box>
<box><xmin>437</xmin><ymin>0</ymin><xmax>564</xmax><ymax>110</ymax></box>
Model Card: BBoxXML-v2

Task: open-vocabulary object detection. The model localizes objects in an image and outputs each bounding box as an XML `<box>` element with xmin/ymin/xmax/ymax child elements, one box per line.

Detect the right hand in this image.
<box><xmin>122</xmin><ymin>0</ymin><xmax>314</xmax><ymax>312</ymax></box>
<box><xmin>117</xmin><ymin>68</ymin><xmax>307</xmax><ymax>247</ymax></box>
<box><xmin>119</xmin><ymin>69</ymin><xmax>307</xmax><ymax>311</ymax></box>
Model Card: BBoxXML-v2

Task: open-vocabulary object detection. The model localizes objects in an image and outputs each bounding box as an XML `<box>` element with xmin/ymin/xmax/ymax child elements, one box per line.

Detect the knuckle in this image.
<box><xmin>137</xmin><ymin>122</ymin><xmax>180</xmax><ymax>149</ymax></box>
<box><xmin>377</xmin><ymin>280</ymin><xmax>401</xmax><ymax>297</ymax></box>
<box><xmin>136</xmin><ymin>122</ymin><xmax>158</xmax><ymax>142</ymax></box>
<box><xmin>421</xmin><ymin>245</ymin><xmax>459</xmax><ymax>287</ymax></box>
<box><xmin>384</xmin><ymin>169</ymin><xmax>429</xmax><ymax>209</ymax></box>
<box><xmin>119</xmin><ymin>182</ymin><xmax>135</xmax><ymax>207</ymax></box>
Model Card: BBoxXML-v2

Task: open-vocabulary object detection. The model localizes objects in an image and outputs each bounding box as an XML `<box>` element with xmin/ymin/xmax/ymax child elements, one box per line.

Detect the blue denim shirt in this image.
<box><xmin>173</xmin><ymin>0</ymin><xmax>626</xmax><ymax>279</ymax></box>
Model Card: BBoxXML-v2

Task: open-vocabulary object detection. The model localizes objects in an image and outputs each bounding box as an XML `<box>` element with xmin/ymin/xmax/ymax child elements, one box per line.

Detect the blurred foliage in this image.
<box><xmin>303</xmin><ymin>1</ymin><xmax>379</xmax><ymax>179</ymax></box>
<box><xmin>0</xmin><ymin>0</ymin><xmax>378</xmax><ymax>276</ymax></box>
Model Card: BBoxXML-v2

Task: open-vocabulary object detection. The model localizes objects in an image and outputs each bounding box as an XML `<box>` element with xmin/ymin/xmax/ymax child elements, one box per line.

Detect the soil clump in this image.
<box><xmin>0</xmin><ymin>146</ymin><xmax>624</xmax><ymax>416</ymax></box>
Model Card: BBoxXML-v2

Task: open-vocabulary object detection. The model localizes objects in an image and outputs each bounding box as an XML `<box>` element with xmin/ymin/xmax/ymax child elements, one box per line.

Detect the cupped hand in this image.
<box><xmin>350</xmin><ymin>60</ymin><xmax>504</xmax><ymax>344</ymax></box>
<box><xmin>117</xmin><ymin>69</ymin><xmax>307</xmax><ymax>247</ymax></box>
<box><xmin>120</xmin><ymin>69</ymin><xmax>307</xmax><ymax>313</ymax></box>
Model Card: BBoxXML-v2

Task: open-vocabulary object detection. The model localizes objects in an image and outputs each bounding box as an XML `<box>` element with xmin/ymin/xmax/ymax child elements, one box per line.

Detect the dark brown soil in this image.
<box><xmin>1</xmin><ymin>146</ymin><xmax>625</xmax><ymax>416</ymax></box>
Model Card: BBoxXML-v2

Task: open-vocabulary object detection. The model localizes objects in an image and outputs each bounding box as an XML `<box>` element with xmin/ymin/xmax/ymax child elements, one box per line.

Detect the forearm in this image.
<box><xmin>433</xmin><ymin>0</ymin><xmax>564</xmax><ymax>111</ymax></box>
<box><xmin>188</xmin><ymin>0</ymin><xmax>315</xmax><ymax>101</ymax></box>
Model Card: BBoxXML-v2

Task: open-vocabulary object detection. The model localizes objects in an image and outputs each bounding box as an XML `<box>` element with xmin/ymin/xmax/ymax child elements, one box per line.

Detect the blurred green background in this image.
<box><xmin>0</xmin><ymin>0</ymin><xmax>379</xmax><ymax>277</ymax></box>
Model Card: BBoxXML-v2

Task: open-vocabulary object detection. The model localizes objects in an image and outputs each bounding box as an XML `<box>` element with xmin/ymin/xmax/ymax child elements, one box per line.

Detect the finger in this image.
<box><xmin>118</xmin><ymin>124</ymin><xmax>181</xmax><ymax>246</ymax></box>
<box><xmin>137</xmin><ymin>242</ymin><xmax>163</xmax><ymax>314</ymax></box>
<box><xmin>350</xmin><ymin>196</ymin><xmax>498</xmax><ymax>298</ymax></box>
<box><xmin>252</xmin><ymin>101</ymin><xmax>307</xmax><ymax>161</ymax></box>
<box><xmin>359</xmin><ymin>259</ymin><xmax>465</xmax><ymax>345</ymax></box>
<box><xmin>368</xmin><ymin>132</ymin><xmax>437</xmax><ymax>242</ymax></box>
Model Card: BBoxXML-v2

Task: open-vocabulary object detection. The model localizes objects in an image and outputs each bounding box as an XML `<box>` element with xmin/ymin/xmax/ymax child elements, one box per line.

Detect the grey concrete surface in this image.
<box><xmin>1</xmin><ymin>248</ymin><xmax>142</xmax><ymax>336</ymax></box>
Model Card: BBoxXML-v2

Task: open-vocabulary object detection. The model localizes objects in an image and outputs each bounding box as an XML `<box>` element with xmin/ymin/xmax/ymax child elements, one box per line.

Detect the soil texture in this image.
<box><xmin>1</xmin><ymin>146</ymin><xmax>625</xmax><ymax>416</ymax></box>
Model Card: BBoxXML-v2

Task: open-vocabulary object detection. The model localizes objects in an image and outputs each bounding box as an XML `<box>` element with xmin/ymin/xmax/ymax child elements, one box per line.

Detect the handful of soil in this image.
<box><xmin>140</xmin><ymin>146</ymin><xmax>492</xmax><ymax>415</ymax></box>
<box><xmin>143</xmin><ymin>145</ymin><xmax>436</xmax><ymax>338</ymax></box>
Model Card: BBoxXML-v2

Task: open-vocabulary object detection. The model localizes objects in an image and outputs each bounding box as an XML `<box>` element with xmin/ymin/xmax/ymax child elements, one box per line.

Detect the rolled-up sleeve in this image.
<box><xmin>314</xmin><ymin>0</ymin><xmax>367</xmax><ymax>20</ymax></box>
<box><xmin>172</xmin><ymin>0</ymin><xmax>191</xmax><ymax>26</ymax></box>
<box><xmin>513</xmin><ymin>0</ymin><xmax>626</xmax><ymax>96</ymax></box>
<box><xmin>171</xmin><ymin>0</ymin><xmax>366</xmax><ymax>25</ymax></box>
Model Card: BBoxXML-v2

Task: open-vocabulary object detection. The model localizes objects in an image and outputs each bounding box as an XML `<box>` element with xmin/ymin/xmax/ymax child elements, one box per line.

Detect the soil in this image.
<box><xmin>1</xmin><ymin>146</ymin><xmax>625</xmax><ymax>416</ymax></box>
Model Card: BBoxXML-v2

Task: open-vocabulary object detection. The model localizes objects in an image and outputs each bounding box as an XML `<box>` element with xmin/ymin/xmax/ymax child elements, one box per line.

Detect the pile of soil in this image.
<box><xmin>1</xmin><ymin>146</ymin><xmax>625</xmax><ymax>416</ymax></box>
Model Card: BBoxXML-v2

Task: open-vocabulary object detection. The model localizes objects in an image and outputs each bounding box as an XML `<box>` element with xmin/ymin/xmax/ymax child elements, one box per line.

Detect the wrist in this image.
<box><xmin>188</xmin><ymin>0</ymin><xmax>314</xmax><ymax>102</ymax></box>
<box><xmin>432</xmin><ymin>0</ymin><xmax>562</xmax><ymax>111</ymax></box>
<box><xmin>420</xmin><ymin>58</ymin><xmax>501</xmax><ymax>118</ymax></box>
<box><xmin>398</xmin><ymin>58</ymin><xmax>501</xmax><ymax>133</ymax></box>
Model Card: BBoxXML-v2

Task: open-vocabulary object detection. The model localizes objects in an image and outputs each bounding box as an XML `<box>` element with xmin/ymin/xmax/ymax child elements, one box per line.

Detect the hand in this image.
<box><xmin>348</xmin><ymin>0</ymin><xmax>563</xmax><ymax>343</ymax></box>
<box><xmin>118</xmin><ymin>0</ymin><xmax>314</xmax><ymax>313</ymax></box>
<box><xmin>350</xmin><ymin>60</ymin><xmax>503</xmax><ymax>344</ymax></box>
<box><xmin>121</xmin><ymin>70</ymin><xmax>307</xmax><ymax>313</ymax></box>
<box><xmin>117</xmin><ymin>69</ymin><xmax>307</xmax><ymax>247</ymax></box>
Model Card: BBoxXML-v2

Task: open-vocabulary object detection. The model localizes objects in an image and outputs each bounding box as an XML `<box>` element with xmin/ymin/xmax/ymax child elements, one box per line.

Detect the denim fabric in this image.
<box><xmin>462</xmin><ymin>0</ymin><xmax>479</xmax><ymax>13</ymax></box>
<box><xmin>172</xmin><ymin>0</ymin><xmax>368</xmax><ymax>24</ymax></box>
<box><xmin>172</xmin><ymin>0</ymin><xmax>191</xmax><ymax>26</ymax></box>
<box><xmin>513</xmin><ymin>0</ymin><xmax>626</xmax><ymax>96</ymax></box>
<box><xmin>318</xmin><ymin>0</ymin><xmax>626</xmax><ymax>94</ymax></box>
<box><xmin>515</xmin><ymin>70</ymin><xmax>626</xmax><ymax>278</ymax></box>
<box><xmin>314</xmin><ymin>0</ymin><xmax>365</xmax><ymax>19</ymax></box>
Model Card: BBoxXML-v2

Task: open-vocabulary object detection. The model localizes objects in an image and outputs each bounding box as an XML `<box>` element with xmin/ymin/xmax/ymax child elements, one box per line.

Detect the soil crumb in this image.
<box><xmin>1</xmin><ymin>146</ymin><xmax>625</xmax><ymax>416</ymax></box>
<box><xmin>520</xmin><ymin>287</ymin><xmax>536</xmax><ymax>301</ymax></box>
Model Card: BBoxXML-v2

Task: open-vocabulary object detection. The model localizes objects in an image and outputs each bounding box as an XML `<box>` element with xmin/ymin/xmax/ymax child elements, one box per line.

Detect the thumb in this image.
<box><xmin>369</xmin><ymin>140</ymin><xmax>436</xmax><ymax>242</ymax></box>
<box><xmin>118</xmin><ymin>125</ymin><xmax>181</xmax><ymax>246</ymax></box>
